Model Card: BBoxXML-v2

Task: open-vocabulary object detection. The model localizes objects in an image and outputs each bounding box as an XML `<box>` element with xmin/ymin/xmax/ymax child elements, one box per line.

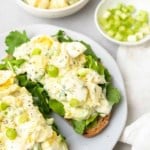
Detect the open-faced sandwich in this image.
<box><xmin>0</xmin><ymin>70</ymin><xmax>68</xmax><ymax>150</ymax></box>
<box><xmin>0</xmin><ymin>30</ymin><xmax>121</xmax><ymax>137</ymax></box>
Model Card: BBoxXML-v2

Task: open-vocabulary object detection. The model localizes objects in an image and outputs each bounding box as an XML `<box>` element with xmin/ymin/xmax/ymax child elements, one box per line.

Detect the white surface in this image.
<box><xmin>0</xmin><ymin>0</ymin><xmax>129</xmax><ymax>149</ymax></box>
<box><xmin>117</xmin><ymin>43</ymin><xmax>150</xmax><ymax>150</ymax></box>
<box><xmin>0</xmin><ymin>24</ymin><xmax>127</xmax><ymax>150</ymax></box>
<box><xmin>95</xmin><ymin>0</ymin><xmax>150</xmax><ymax>46</ymax></box>
<box><xmin>16</xmin><ymin>0</ymin><xmax>89</xmax><ymax>18</ymax></box>
<box><xmin>120</xmin><ymin>113</ymin><xmax>150</xmax><ymax>150</ymax></box>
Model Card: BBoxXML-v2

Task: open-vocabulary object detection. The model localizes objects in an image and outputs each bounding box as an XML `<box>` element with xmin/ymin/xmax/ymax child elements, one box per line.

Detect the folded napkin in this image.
<box><xmin>117</xmin><ymin>42</ymin><xmax>150</xmax><ymax>150</ymax></box>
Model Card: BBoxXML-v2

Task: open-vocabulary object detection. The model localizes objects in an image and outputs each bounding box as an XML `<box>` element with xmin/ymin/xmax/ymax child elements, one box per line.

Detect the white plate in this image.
<box><xmin>0</xmin><ymin>24</ymin><xmax>127</xmax><ymax>150</ymax></box>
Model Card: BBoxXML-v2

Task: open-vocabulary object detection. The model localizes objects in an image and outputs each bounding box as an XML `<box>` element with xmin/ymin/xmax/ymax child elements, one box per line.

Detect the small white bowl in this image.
<box><xmin>16</xmin><ymin>0</ymin><xmax>89</xmax><ymax>18</ymax></box>
<box><xmin>95</xmin><ymin>0</ymin><xmax>150</xmax><ymax>46</ymax></box>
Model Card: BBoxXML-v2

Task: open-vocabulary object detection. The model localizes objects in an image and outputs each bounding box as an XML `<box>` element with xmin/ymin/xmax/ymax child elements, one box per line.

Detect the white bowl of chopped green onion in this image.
<box><xmin>95</xmin><ymin>0</ymin><xmax>150</xmax><ymax>46</ymax></box>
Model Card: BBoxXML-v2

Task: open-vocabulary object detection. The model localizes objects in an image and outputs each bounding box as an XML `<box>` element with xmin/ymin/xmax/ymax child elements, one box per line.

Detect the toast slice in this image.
<box><xmin>84</xmin><ymin>114</ymin><xmax>111</xmax><ymax>138</ymax></box>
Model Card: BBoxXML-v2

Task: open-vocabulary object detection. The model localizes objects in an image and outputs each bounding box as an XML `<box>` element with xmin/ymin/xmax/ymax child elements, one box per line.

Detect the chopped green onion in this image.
<box><xmin>31</xmin><ymin>48</ymin><xmax>41</xmax><ymax>55</ymax></box>
<box><xmin>99</xmin><ymin>3</ymin><xmax>150</xmax><ymax>42</ymax></box>
<box><xmin>18</xmin><ymin>112</ymin><xmax>29</xmax><ymax>124</ymax></box>
<box><xmin>6</xmin><ymin>128</ymin><xmax>17</xmax><ymax>140</ymax></box>
<box><xmin>69</xmin><ymin>98</ymin><xmax>80</xmax><ymax>107</ymax></box>
<box><xmin>0</xmin><ymin>102</ymin><xmax>9</xmax><ymax>111</ymax></box>
<box><xmin>47</xmin><ymin>65</ymin><xmax>59</xmax><ymax>77</ymax></box>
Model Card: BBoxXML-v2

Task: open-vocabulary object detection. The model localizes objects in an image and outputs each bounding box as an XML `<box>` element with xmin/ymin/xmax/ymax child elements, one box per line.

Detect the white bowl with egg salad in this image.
<box><xmin>0</xmin><ymin>30</ymin><xmax>121</xmax><ymax>135</ymax></box>
<box><xmin>0</xmin><ymin>70</ymin><xmax>68</xmax><ymax>150</ymax></box>
<box><xmin>25</xmin><ymin>0</ymin><xmax>80</xmax><ymax>9</ymax></box>
<box><xmin>16</xmin><ymin>0</ymin><xmax>89</xmax><ymax>18</ymax></box>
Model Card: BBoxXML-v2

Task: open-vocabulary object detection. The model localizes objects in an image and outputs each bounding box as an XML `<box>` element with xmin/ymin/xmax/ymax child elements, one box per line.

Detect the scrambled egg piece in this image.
<box><xmin>13</xmin><ymin>34</ymin><xmax>112</xmax><ymax>121</ymax></box>
<box><xmin>0</xmin><ymin>70</ymin><xmax>68</xmax><ymax>150</ymax></box>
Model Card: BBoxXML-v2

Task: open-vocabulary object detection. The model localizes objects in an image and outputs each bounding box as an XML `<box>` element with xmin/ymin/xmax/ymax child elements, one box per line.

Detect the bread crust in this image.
<box><xmin>84</xmin><ymin>114</ymin><xmax>111</xmax><ymax>138</ymax></box>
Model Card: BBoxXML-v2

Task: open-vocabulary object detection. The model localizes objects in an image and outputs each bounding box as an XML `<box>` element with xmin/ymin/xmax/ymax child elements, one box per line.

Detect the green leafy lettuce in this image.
<box><xmin>5</xmin><ymin>31</ymin><xmax>29</xmax><ymax>55</ymax></box>
<box><xmin>106</xmin><ymin>84</ymin><xmax>121</xmax><ymax>105</ymax></box>
<box><xmin>49</xmin><ymin>99</ymin><xmax>65</xmax><ymax>116</ymax></box>
<box><xmin>71</xmin><ymin>114</ymin><xmax>98</xmax><ymax>134</ymax></box>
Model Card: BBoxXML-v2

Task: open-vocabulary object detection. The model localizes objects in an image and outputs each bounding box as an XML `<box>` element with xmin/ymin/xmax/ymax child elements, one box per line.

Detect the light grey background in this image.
<box><xmin>0</xmin><ymin>0</ymin><xmax>130</xmax><ymax>149</ymax></box>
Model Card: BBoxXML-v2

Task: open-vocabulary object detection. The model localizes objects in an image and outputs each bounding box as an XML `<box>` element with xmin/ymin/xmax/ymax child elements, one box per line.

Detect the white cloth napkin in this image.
<box><xmin>117</xmin><ymin>42</ymin><xmax>150</xmax><ymax>150</ymax></box>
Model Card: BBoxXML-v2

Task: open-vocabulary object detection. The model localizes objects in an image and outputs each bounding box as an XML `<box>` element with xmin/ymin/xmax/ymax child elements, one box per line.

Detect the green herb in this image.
<box><xmin>5</xmin><ymin>31</ymin><xmax>29</xmax><ymax>55</ymax></box>
<box><xmin>16</xmin><ymin>74</ymin><xmax>51</xmax><ymax>118</ymax></box>
<box><xmin>106</xmin><ymin>83</ymin><xmax>121</xmax><ymax>105</ymax></box>
<box><xmin>49</xmin><ymin>99</ymin><xmax>65</xmax><ymax>116</ymax></box>
<box><xmin>53</xmin><ymin>30</ymin><xmax>73</xmax><ymax>42</ymax></box>
<box><xmin>0</xmin><ymin>63</ymin><xmax>7</xmax><ymax>70</ymax></box>
<box><xmin>0</xmin><ymin>57</ymin><xmax>26</xmax><ymax>71</ymax></box>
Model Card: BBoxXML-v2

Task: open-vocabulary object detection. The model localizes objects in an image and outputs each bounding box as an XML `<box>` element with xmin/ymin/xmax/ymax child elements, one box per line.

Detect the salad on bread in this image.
<box><xmin>0</xmin><ymin>70</ymin><xmax>68</xmax><ymax>150</ymax></box>
<box><xmin>0</xmin><ymin>30</ymin><xmax>121</xmax><ymax>137</ymax></box>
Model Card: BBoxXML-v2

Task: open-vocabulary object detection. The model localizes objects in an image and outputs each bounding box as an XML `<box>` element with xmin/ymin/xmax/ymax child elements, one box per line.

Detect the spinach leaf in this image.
<box><xmin>16</xmin><ymin>74</ymin><xmax>51</xmax><ymax>118</ymax></box>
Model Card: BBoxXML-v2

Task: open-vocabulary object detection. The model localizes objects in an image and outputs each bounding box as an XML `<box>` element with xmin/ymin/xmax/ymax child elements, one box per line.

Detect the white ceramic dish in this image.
<box><xmin>16</xmin><ymin>0</ymin><xmax>89</xmax><ymax>18</ymax></box>
<box><xmin>0</xmin><ymin>24</ymin><xmax>127</xmax><ymax>150</ymax></box>
<box><xmin>95</xmin><ymin>0</ymin><xmax>150</xmax><ymax>46</ymax></box>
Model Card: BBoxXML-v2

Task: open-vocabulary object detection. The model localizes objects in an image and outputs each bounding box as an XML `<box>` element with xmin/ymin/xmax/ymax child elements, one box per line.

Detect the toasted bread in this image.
<box><xmin>84</xmin><ymin>114</ymin><xmax>111</xmax><ymax>138</ymax></box>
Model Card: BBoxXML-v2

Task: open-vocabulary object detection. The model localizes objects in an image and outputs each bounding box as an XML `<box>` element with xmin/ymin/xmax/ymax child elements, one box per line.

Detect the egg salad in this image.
<box><xmin>12</xmin><ymin>34</ymin><xmax>112</xmax><ymax>120</ymax></box>
<box><xmin>0</xmin><ymin>30</ymin><xmax>121</xmax><ymax>135</ymax></box>
<box><xmin>0</xmin><ymin>70</ymin><xmax>68</xmax><ymax>150</ymax></box>
<box><xmin>24</xmin><ymin>0</ymin><xmax>80</xmax><ymax>9</ymax></box>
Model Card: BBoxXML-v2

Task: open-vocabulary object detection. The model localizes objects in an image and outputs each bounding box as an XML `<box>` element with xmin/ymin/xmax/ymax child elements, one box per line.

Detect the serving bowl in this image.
<box><xmin>16</xmin><ymin>0</ymin><xmax>89</xmax><ymax>18</ymax></box>
<box><xmin>95</xmin><ymin>0</ymin><xmax>150</xmax><ymax>46</ymax></box>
